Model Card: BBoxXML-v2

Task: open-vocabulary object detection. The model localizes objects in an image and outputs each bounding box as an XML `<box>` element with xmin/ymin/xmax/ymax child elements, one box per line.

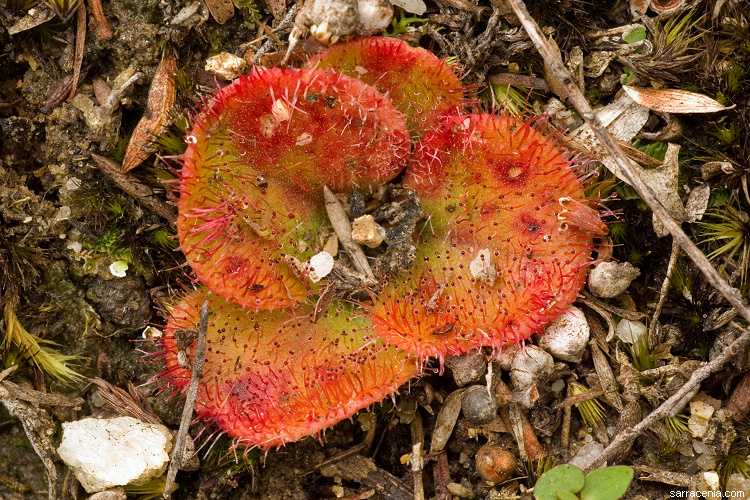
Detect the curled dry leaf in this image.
<box><xmin>121</xmin><ymin>55</ymin><xmax>177</xmax><ymax>173</ymax></box>
<box><xmin>622</xmin><ymin>85</ymin><xmax>734</xmax><ymax>114</ymax></box>
<box><xmin>649</xmin><ymin>0</ymin><xmax>684</xmax><ymax>15</ymax></box>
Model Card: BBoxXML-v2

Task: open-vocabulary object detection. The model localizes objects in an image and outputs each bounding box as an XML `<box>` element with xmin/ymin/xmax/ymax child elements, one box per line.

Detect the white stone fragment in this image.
<box><xmin>569</xmin><ymin>442</ymin><xmax>605</xmax><ymax>468</ymax></box>
<box><xmin>55</xmin><ymin>205</ymin><xmax>71</xmax><ymax>222</ymax></box>
<box><xmin>693</xmin><ymin>472</ymin><xmax>721</xmax><ymax>496</ymax></box>
<box><xmin>509</xmin><ymin>345</ymin><xmax>554</xmax><ymax>390</ymax></box>
<box><xmin>65</xmin><ymin>177</ymin><xmax>82</xmax><ymax>191</ymax></box>
<box><xmin>356</xmin><ymin>0</ymin><xmax>393</xmax><ymax>36</ymax></box>
<box><xmin>351</xmin><ymin>215</ymin><xmax>386</xmax><ymax>248</ymax></box>
<box><xmin>109</xmin><ymin>260</ymin><xmax>128</xmax><ymax>278</ymax></box>
<box><xmin>57</xmin><ymin>417</ymin><xmax>173</xmax><ymax>493</ymax></box>
<box><xmin>469</xmin><ymin>248</ymin><xmax>496</xmax><ymax>284</ymax></box>
<box><xmin>696</xmin><ymin>453</ymin><xmax>717</xmax><ymax>471</ymax></box>
<box><xmin>67</xmin><ymin>240</ymin><xmax>83</xmax><ymax>253</ymax></box>
<box><xmin>390</xmin><ymin>0</ymin><xmax>427</xmax><ymax>15</ymax></box>
<box><xmin>204</xmin><ymin>53</ymin><xmax>246</xmax><ymax>81</ymax></box>
<box><xmin>689</xmin><ymin>401</ymin><xmax>715</xmax><ymax>438</ymax></box>
<box><xmin>726</xmin><ymin>473</ymin><xmax>750</xmax><ymax>495</ymax></box>
<box><xmin>692</xmin><ymin>439</ymin><xmax>712</xmax><ymax>456</ymax></box>
<box><xmin>71</xmin><ymin>94</ymin><xmax>110</xmax><ymax>136</ymax></box>
<box><xmin>538</xmin><ymin>307</ymin><xmax>590</xmax><ymax>363</ymax></box>
<box><xmin>588</xmin><ymin>261</ymin><xmax>640</xmax><ymax>298</ymax></box>
<box><xmin>306</xmin><ymin>251</ymin><xmax>334</xmax><ymax>283</ymax></box>
<box><xmin>495</xmin><ymin>343</ymin><xmax>520</xmax><ymax>371</ymax></box>
<box><xmin>615</xmin><ymin>319</ymin><xmax>647</xmax><ymax>344</ymax></box>
<box><xmin>446</xmin><ymin>482</ymin><xmax>474</xmax><ymax>499</ymax></box>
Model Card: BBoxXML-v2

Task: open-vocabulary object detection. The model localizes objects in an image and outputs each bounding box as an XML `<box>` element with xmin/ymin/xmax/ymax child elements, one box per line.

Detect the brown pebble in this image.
<box><xmin>475</xmin><ymin>444</ymin><xmax>516</xmax><ymax>484</ymax></box>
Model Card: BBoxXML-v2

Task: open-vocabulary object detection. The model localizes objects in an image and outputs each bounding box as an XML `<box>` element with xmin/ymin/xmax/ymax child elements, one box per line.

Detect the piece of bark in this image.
<box><xmin>727</xmin><ymin>371</ymin><xmax>750</xmax><ymax>420</ymax></box>
<box><xmin>432</xmin><ymin>451</ymin><xmax>451</xmax><ymax>500</ymax></box>
<box><xmin>319</xmin><ymin>454</ymin><xmax>413</xmax><ymax>500</ymax></box>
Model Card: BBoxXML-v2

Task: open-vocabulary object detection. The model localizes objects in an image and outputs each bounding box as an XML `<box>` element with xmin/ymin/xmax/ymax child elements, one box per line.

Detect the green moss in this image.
<box><xmin>386</xmin><ymin>7</ymin><xmax>428</xmax><ymax>36</ymax></box>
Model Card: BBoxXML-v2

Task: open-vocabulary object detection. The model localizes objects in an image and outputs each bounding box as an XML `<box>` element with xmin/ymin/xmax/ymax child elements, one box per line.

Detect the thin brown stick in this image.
<box><xmin>88</xmin><ymin>0</ymin><xmax>113</xmax><ymax>40</ymax></box>
<box><xmin>163</xmin><ymin>300</ymin><xmax>209</xmax><ymax>499</ymax></box>
<box><xmin>91</xmin><ymin>154</ymin><xmax>177</xmax><ymax>224</ymax></box>
<box><xmin>580</xmin><ymin>291</ymin><xmax>646</xmax><ymax>321</ymax></box>
<box><xmin>255</xmin><ymin>19</ymin><xmax>284</xmax><ymax>47</ymax></box>
<box><xmin>410</xmin><ymin>411</ymin><xmax>425</xmax><ymax>500</ymax></box>
<box><xmin>67</xmin><ymin>2</ymin><xmax>86</xmax><ymax>101</ymax></box>
<box><xmin>488</xmin><ymin>73</ymin><xmax>549</xmax><ymax>91</ymax></box>
<box><xmin>506</xmin><ymin>0</ymin><xmax>750</xmax><ymax>325</ymax></box>
<box><xmin>649</xmin><ymin>239</ymin><xmax>680</xmax><ymax>346</ymax></box>
<box><xmin>580</xmin><ymin>328</ymin><xmax>750</xmax><ymax>472</ymax></box>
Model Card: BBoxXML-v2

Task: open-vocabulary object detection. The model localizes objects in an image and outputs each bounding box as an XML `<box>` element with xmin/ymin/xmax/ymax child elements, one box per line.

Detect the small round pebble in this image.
<box><xmin>475</xmin><ymin>444</ymin><xmax>516</xmax><ymax>484</ymax></box>
<box><xmin>588</xmin><ymin>261</ymin><xmax>640</xmax><ymax>298</ymax></box>
<box><xmin>461</xmin><ymin>385</ymin><xmax>498</xmax><ymax>425</ymax></box>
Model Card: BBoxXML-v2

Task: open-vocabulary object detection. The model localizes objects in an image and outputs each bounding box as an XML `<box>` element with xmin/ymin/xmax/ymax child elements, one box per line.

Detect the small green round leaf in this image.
<box><xmin>623</xmin><ymin>26</ymin><xmax>647</xmax><ymax>44</ymax></box>
<box><xmin>581</xmin><ymin>466</ymin><xmax>635</xmax><ymax>500</ymax></box>
<box><xmin>556</xmin><ymin>490</ymin><xmax>581</xmax><ymax>500</ymax></box>
<box><xmin>535</xmin><ymin>465</ymin><xmax>585</xmax><ymax>500</ymax></box>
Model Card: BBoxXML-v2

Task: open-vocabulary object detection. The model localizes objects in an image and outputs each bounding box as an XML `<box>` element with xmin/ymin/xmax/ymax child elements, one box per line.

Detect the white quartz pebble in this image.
<box><xmin>538</xmin><ymin>307</ymin><xmax>590</xmax><ymax>363</ymax></box>
<box><xmin>57</xmin><ymin>417</ymin><xmax>173</xmax><ymax>493</ymax></box>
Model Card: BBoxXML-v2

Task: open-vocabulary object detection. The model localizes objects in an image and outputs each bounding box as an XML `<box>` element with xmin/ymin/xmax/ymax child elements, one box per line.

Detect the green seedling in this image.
<box><xmin>697</xmin><ymin>206</ymin><xmax>750</xmax><ymax>285</ymax></box>
<box><xmin>534</xmin><ymin>464</ymin><xmax>634</xmax><ymax>500</ymax></box>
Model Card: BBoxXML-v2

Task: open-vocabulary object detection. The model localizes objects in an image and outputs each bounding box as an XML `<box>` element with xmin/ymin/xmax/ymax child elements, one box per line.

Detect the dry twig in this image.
<box><xmin>648</xmin><ymin>239</ymin><xmax>681</xmax><ymax>346</ymax></box>
<box><xmin>88</xmin><ymin>0</ymin><xmax>114</xmax><ymax>40</ymax></box>
<box><xmin>0</xmin><ymin>366</ymin><xmax>82</xmax><ymax>500</ymax></box>
<box><xmin>91</xmin><ymin>154</ymin><xmax>177</xmax><ymax>223</ymax></box>
<box><xmin>410</xmin><ymin>411</ymin><xmax>425</xmax><ymax>500</ymax></box>
<box><xmin>67</xmin><ymin>2</ymin><xmax>86</xmax><ymax>101</ymax></box>
<box><xmin>581</xmin><ymin>327</ymin><xmax>750</xmax><ymax>471</ymax></box>
<box><xmin>163</xmin><ymin>300</ymin><xmax>209</xmax><ymax>498</ymax></box>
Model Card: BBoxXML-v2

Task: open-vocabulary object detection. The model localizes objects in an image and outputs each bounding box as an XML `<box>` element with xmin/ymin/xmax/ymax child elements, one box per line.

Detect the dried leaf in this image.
<box><xmin>205</xmin><ymin>0</ymin><xmax>234</xmax><ymax>24</ymax></box>
<box><xmin>685</xmin><ymin>183</ymin><xmax>711</xmax><ymax>223</ymax></box>
<box><xmin>430</xmin><ymin>388</ymin><xmax>464</xmax><ymax>453</ymax></box>
<box><xmin>543</xmin><ymin>36</ymin><xmax>568</xmax><ymax>100</ymax></box>
<box><xmin>8</xmin><ymin>6</ymin><xmax>56</xmax><ymax>35</ymax></box>
<box><xmin>89</xmin><ymin>377</ymin><xmax>163</xmax><ymax>425</ymax></box>
<box><xmin>568</xmin><ymin>92</ymin><xmax>650</xmax><ymax>184</ymax></box>
<box><xmin>642</xmin><ymin>143</ymin><xmax>685</xmax><ymax>237</ymax></box>
<box><xmin>622</xmin><ymin>85</ymin><xmax>734</xmax><ymax>114</ymax></box>
<box><xmin>121</xmin><ymin>55</ymin><xmax>177</xmax><ymax>173</ymax></box>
